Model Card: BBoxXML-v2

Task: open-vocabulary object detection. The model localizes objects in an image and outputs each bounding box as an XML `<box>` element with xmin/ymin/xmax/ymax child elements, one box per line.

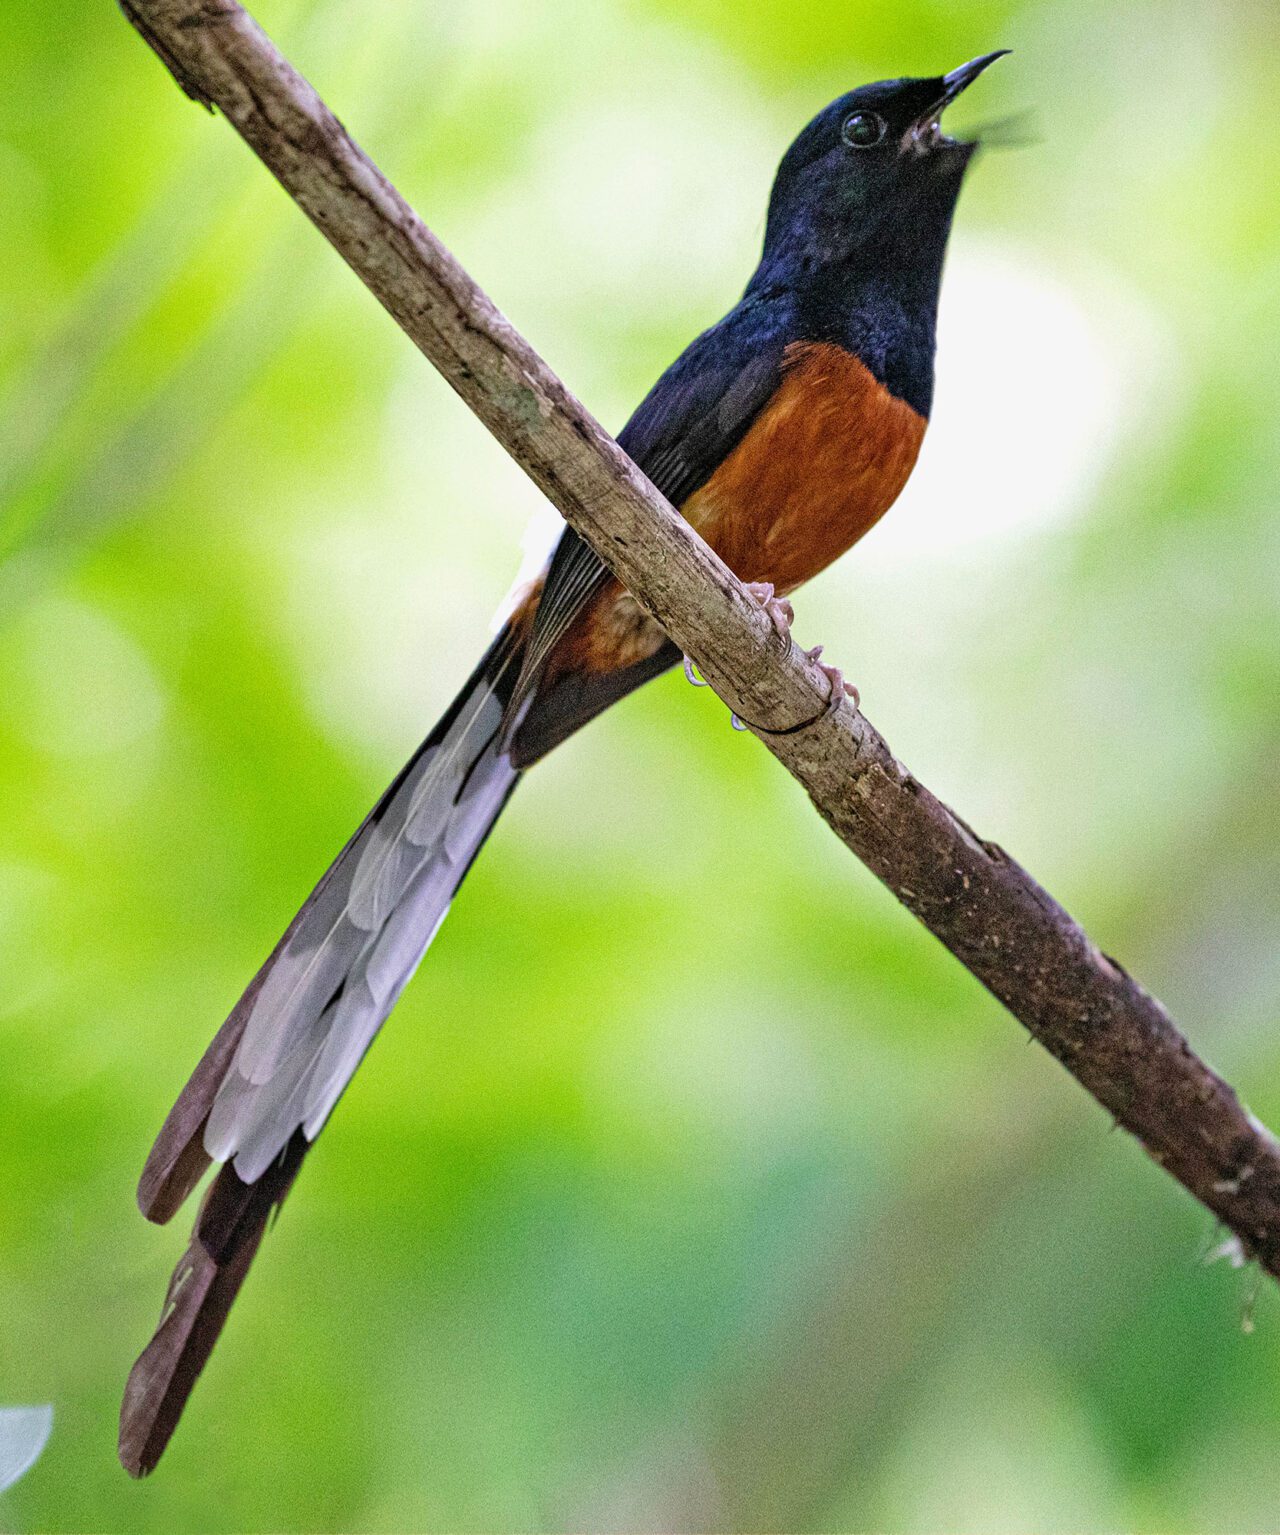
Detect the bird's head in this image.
<box><xmin>759</xmin><ymin>53</ymin><xmax>1009</xmax><ymax>283</ymax></box>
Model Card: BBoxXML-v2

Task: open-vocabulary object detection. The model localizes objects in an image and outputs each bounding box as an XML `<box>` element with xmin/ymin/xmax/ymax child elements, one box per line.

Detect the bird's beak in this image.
<box><xmin>905</xmin><ymin>49</ymin><xmax>1011</xmax><ymax>152</ymax></box>
<box><xmin>941</xmin><ymin>51</ymin><xmax>1012</xmax><ymax>106</ymax></box>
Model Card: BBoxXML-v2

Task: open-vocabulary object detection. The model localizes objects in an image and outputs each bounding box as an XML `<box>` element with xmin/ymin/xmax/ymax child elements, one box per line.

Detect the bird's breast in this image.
<box><xmin>542</xmin><ymin>339</ymin><xmax>928</xmax><ymax>680</ymax></box>
<box><xmin>684</xmin><ymin>338</ymin><xmax>927</xmax><ymax>593</ymax></box>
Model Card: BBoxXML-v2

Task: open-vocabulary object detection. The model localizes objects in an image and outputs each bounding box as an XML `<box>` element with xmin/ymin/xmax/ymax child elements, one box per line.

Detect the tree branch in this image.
<box><xmin>119</xmin><ymin>0</ymin><xmax>1280</xmax><ymax>1279</ymax></box>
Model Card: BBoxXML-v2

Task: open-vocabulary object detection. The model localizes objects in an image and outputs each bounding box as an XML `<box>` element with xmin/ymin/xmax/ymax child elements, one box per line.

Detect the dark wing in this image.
<box><xmin>511</xmin><ymin>291</ymin><xmax>794</xmax><ymax>750</ymax></box>
<box><xmin>617</xmin><ymin>292</ymin><xmax>793</xmax><ymax>508</ymax></box>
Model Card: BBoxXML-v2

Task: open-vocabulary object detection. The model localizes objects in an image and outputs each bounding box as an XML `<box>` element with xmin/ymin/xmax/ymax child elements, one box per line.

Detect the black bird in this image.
<box><xmin>121</xmin><ymin>51</ymin><xmax>1008</xmax><ymax>1476</ymax></box>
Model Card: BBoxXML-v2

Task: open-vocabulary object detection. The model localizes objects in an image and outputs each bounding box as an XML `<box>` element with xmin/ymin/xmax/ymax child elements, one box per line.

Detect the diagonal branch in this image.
<box><xmin>118</xmin><ymin>0</ymin><xmax>1280</xmax><ymax>1280</ymax></box>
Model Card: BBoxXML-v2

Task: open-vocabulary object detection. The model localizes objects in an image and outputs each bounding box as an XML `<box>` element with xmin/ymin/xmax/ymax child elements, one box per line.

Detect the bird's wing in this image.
<box><xmin>618</xmin><ymin>294</ymin><xmax>791</xmax><ymax>508</ymax></box>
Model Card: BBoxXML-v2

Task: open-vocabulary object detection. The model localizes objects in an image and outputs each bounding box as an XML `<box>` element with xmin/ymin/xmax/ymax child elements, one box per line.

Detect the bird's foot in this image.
<box><xmin>686</xmin><ymin>583</ymin><xmax>857</xmax><ymax>728</ymax></box>
<box><xmin>742</xmin><ymin>581</ymin><xmax>795</xmax><ymax>640</ymax></box>
<box><xmin>803</xmin><ymin>643</ymin><xmax>860</xmax><ymax>713</ymax></box>
<box><xmin>683</xmin><ymin>584</ymin><xmax>793</xmax><ymax>690</ymax></box>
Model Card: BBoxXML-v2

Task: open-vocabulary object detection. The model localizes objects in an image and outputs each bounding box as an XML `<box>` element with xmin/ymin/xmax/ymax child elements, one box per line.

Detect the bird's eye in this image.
<box><xmin>841</xmin><ymin>111</ymin><xmax>888</xmax><ymax>149</ymax></box>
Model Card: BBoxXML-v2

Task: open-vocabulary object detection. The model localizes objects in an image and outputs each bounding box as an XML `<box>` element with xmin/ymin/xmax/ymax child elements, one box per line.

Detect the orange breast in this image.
<box><xmin>541</xmin><ymin>339</ymin><xmax>926</xmax><ymax>678</ymax></box>
<box><xmin>684</xmin><ymin>339</ymin><xmax>926</xmax><ymax>594</ymax></box>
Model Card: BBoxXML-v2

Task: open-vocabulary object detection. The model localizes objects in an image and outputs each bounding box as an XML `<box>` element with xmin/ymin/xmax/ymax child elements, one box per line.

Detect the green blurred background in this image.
<box><xmin>3</xmin><ymin>0</ymin><xmax>1280</xmax><ymax>1528</ymax></box>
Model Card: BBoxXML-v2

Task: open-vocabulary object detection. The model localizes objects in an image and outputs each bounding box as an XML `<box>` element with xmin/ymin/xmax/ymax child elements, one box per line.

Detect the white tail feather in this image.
<box><xmin>204</xmin><ymin>676</ymin><xmax>518</xmax><ymax>1183</ymax></box>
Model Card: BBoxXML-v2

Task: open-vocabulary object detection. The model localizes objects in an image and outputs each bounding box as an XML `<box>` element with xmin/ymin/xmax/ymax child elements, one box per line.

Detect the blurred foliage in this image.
<box><xmin>3</xmin><ymin>0</ymin><xmax>1280</xmax><ymax>1529</ymax></box>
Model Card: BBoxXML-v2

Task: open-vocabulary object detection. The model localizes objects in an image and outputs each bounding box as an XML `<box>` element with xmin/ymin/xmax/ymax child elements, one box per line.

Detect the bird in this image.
<box><xmin>119</xmin><ymin>52</ymin><xmax>1008</xmax><ymax>1477</ymax></box>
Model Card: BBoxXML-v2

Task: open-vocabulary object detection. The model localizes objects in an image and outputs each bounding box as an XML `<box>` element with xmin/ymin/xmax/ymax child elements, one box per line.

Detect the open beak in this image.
<box><xmin>905</xmin><ymin>49</ymin><xmax>1011</xmax><ymax>152</ymax></box>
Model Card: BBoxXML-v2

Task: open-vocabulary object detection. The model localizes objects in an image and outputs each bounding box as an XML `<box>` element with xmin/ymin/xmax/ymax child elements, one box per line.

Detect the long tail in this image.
<box><xmin>119</xmin><ymin>630</ymin><xmax>524</xmax><ymax>1476</ymax></box>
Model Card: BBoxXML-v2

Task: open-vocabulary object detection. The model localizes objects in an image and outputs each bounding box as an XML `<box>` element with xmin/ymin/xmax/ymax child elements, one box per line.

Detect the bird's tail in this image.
<box><xmin>120</xmin><ymin>627</ymin><xmax>525</xmax><ymax>1477</ymax></box>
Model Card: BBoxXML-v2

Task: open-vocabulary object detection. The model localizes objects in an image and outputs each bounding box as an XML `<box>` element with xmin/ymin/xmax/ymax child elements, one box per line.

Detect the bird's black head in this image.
<box><xmin>761</xmin><ymin>54</ymin><xmax>1008</xmax><ymax>277</ymax></box>
<box><xmin>751</xmin><ymin>53</ymin><xmax>1009</xmax><ymax>412</ymax></box>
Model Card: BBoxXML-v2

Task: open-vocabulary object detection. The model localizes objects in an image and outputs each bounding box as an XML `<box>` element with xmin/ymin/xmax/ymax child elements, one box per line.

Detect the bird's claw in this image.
<box><xmin>743</xmin><ymin>581</ymin><xmax>795</xmax><ymax>641</ymax></box>
<box><xmin>682</xmin><ymin>654</ymin><xmax>709</xmax><ymax>688</ymax></box>
<box><xmin>686</xmin><ymin>587</ymin><xmax>858</xmax><ymax>728</ymax></box>
<box><xmin>803</xmin><ymin>644</ymin><xmax>860</xmax><ymax>713</ymax></box>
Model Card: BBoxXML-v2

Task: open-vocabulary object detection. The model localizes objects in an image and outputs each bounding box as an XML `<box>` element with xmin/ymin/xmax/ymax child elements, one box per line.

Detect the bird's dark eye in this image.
<box><xmin>841</xmin><ymin>111</ymin><xmax>888</xmax><ymax>149</ymax></box>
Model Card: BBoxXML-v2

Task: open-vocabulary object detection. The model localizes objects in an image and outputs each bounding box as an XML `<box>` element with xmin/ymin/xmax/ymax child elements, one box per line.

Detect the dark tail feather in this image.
<box><xmin>120</xmin><ymin>1133</ymin><xmax>309</xmax><ymax>1477</ymax></box>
